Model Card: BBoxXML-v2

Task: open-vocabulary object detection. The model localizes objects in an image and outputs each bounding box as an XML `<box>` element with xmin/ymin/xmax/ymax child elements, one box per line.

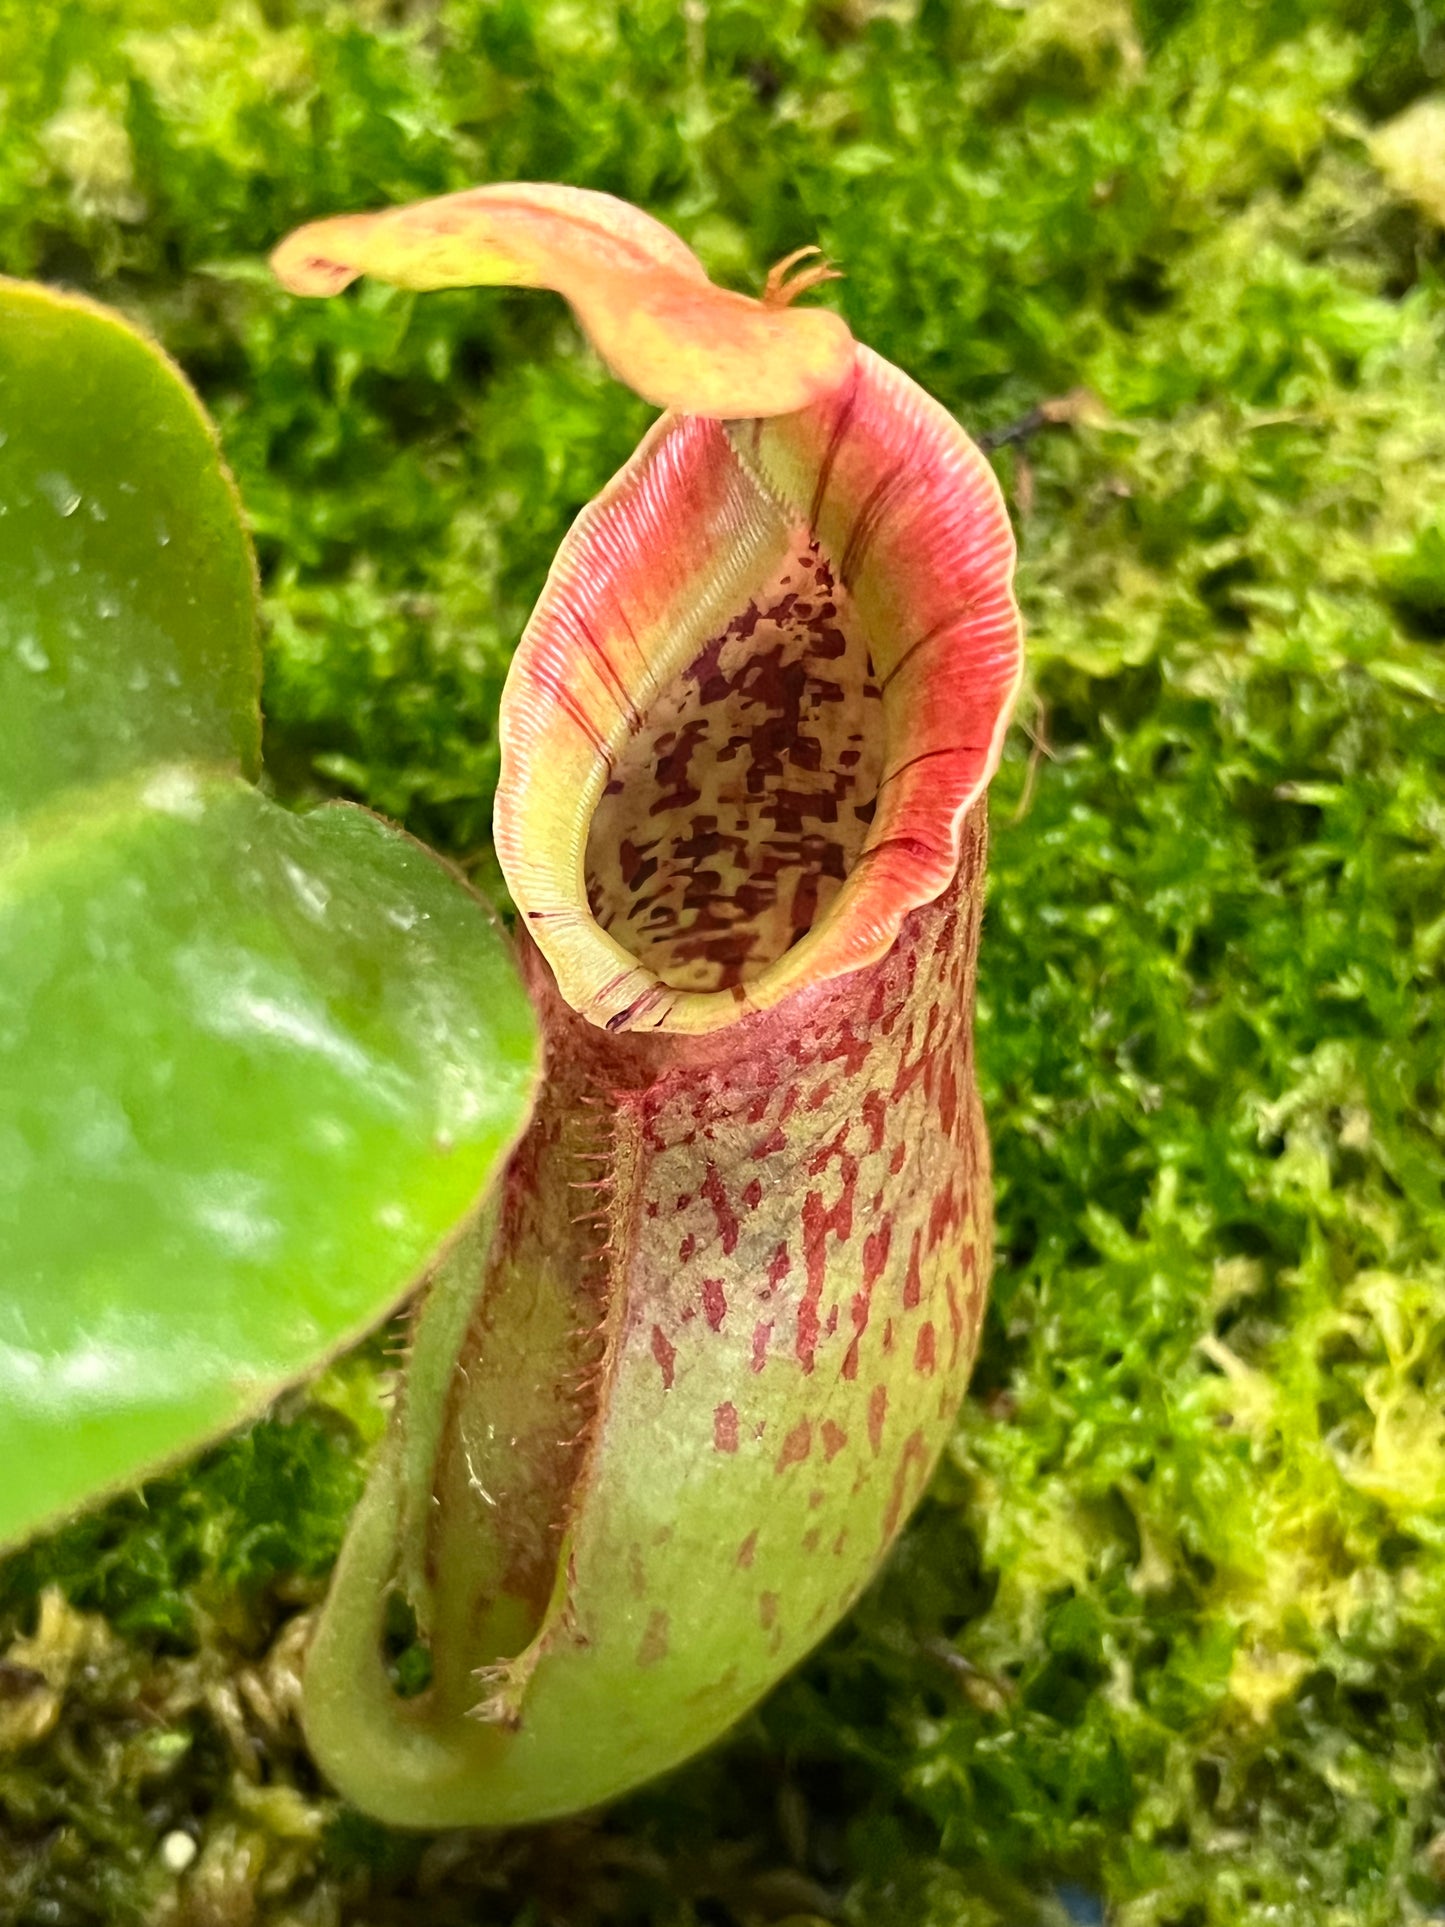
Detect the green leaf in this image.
<box><xmin>0</xmin><ymin>274</ymin><xmax>538</xmax><ymax>1548</ymax></box>
<box><xmin>0</xmin><ymin>771</ymin><xmax>537</xmax><ymax>1549</ymax></box>
<box><xmin>0</xmin><ymin>279</ymin><xmax>260</xmax><ymax>820</ymax></box>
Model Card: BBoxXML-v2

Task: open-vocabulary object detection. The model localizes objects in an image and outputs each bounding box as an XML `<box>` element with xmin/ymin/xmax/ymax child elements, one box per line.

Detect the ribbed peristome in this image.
<box><xmin>495</xmin><ymin>345</ymin><xmax>1023</xmax><ymax>1034</ymax></box>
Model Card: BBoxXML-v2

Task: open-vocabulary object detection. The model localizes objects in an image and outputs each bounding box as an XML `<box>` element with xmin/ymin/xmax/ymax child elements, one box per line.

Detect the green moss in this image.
<box><xmin>3</xmin><ymin>0</ymin><xmax>1445</xmax><ymax>1921</ymax></box>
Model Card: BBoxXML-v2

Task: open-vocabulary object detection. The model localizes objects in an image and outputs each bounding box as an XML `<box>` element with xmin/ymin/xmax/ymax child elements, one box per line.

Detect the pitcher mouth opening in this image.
<box><xmin>584</xmin><ymin>531</ymin><xmax>883</xmax><ymax>1002</ymax></box>
<box><xmin>494</xmin><ymin>350</ymin><xmax>1023</xmax><ymax>1037</ymax></box>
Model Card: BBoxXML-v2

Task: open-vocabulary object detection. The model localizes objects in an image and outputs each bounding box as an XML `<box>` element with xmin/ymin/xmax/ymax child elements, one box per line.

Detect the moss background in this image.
<box><xmin>3</xmin><ymin>0</ymin><xmax>1445</xmax><ymax>1921</ymax></box>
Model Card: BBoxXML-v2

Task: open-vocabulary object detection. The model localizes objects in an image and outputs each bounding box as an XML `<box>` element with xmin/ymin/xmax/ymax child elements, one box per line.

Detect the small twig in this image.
<box><xmin>978</xmin><ymin>386</ymin><xmax>1105</xmax><ymax>453</ymax></box>
<box><xmin>1009</xmin><ymin>695</ymin><xmax>1054</xmax><ymax>825</ymax></box>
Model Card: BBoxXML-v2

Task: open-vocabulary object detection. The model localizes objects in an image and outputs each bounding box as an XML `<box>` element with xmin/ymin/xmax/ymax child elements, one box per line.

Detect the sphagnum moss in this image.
<box><xmin>2</xmin><ymin>1</ymin><xmax>1444</xmax><ymax>1922</ymax></box>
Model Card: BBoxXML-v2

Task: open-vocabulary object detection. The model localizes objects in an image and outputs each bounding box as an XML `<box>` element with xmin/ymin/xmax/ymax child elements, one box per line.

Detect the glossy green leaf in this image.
<box><xmin>0</xmin><ymin>771</ymin><xmax>537</xmax><ymax>1548</ymax></box>
<box><xmin>0</xmin><ymin>273</ymin><xmax>537</xmax><ymax>1549</ymax></box>
<box><xmin>0</xmin><ymin>279</ymin><xmax>260</xmax><ymax>819</ymax></box>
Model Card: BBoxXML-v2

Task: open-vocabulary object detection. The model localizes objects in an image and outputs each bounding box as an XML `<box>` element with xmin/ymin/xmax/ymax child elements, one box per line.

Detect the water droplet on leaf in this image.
<box><xmin>140</xmin><ymin>767</ymin><xmax>205</xmax><ymax>818</ymax></box>
<box><xmin>281</xmin><ymin>858</ymin><xmax>332</xmax><ymax>921</ymax></box>
<box><xmin>37</xmin><ymin>471</ymin><xmax>81</xmax><ymax>517</ymax></box>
